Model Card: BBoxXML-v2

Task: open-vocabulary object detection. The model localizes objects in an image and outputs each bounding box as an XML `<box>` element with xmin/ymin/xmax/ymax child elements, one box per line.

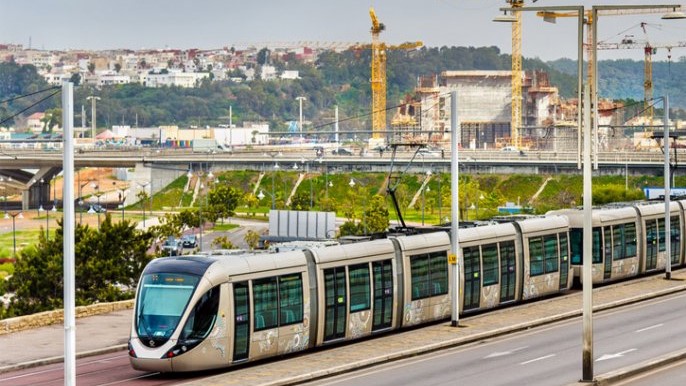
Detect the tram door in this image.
<box><xmin>603</xmin><ymin>227</ymin><xmax>613</xmax><ymax>280</ymax></box>
<box><xmin>372</xmin><ymin>260</ymin><xmax>393</xmax><ymax>331</ymax></box>
<box><xmin>559</xmin><ymin>234</ymin><xmax>569</xmax><ymax>290</ymax></box>
<box><xmin>463</xmin><ymin>247</ymin><xmax>481</xmax><ymax>311</ymax></box>
<box><xmin>646</xmin><ymin>220</ymin><xmax>658</xmax><ymax>271</ymax></box>
<box><xmin>232</xmin><ymin>282</ymin><xmax>250</xmax><ymax>362</ymax></box>
<box><xmin>324</xmin><ymin>267</ymin><xmax>347</xmax><ymax>341</ymax></box>
<box><xmin>499</xmin><ymin>241</ymin><xmax>516</xmax><ymax>303</ymax></box>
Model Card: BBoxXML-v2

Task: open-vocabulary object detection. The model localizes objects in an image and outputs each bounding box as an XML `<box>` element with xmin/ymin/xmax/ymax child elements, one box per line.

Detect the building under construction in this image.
<box><xmin>391</xmin><ymin>70</ymin><xmax>627</xmax><ymax>151</ymax></box>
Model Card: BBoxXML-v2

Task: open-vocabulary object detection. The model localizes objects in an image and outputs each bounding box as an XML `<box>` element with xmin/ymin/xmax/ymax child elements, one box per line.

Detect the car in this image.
<box><xmin>90</xmin><ymin>204</ymin><xmax>107</xmax><ymax>213</ymax></box>
<box><xmin>161</xmin><ymin>237</ymin><xmax>183</xmax><ymax>256</ymax></box>
<box><xmin>331</xmin><ymin>148</ymin><xmax>353</xmax><ymax>155</ymax></box>
<box><xmin>181</xmin><ymin>234</ymin><xmax>198</xmax><ymax>248</ymax></box>
<box><xmin>417</xmin><ymin>148</ymin><xmax>442</xmax><ymax>158</ymax></box>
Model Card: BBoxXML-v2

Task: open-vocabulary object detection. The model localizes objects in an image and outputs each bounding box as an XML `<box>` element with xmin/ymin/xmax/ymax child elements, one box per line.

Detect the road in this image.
<box><xmin>301</xmin><ymin>292</ymin><xmax>686</xmax><ymax>386</ymax></box>
<box><xmin>616</xmin><ymin>358</ymin><xmax>686</xmax><ymax>386</ymax></box>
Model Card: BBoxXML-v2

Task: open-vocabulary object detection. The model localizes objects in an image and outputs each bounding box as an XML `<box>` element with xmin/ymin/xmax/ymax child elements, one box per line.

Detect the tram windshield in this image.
<box><xmin>136</xmin><ymin>273</ymin><xmax>200</xmax><ymax>343</ymax></box>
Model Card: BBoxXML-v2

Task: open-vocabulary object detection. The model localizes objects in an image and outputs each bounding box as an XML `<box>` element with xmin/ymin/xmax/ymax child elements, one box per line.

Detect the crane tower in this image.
<box><xmin>368</xmin><ymin>8</ymin><xmax>422</xmax><ymax>142</ymax></box>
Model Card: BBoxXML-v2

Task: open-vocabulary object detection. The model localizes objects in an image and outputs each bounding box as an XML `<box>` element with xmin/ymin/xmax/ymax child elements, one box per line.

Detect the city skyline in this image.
<box><xmin>1</xmin><ymin>0</ymin><xmax>685</xmax><ymax>62</ymax></box>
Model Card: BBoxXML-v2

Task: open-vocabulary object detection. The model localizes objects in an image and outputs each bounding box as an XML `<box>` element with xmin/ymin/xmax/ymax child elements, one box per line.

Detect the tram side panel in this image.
<box><xmin>515</xmin><ymin>216</ymin><xmax>571</xmax><ymax>300</ymax></box>
<box><xmin>635</xmin><ymin>202</ymin><xmax>681</xmax><ymax>274</ymax></box>
<box><xmin>457</xmin><ymin>223</ymin><xmax>521</xmax><ymax>314</ymax></box>
<box><xmin>392</xmin><ymin>232</ymin><xmax>452</xmax><ymax>326</ymax></box>
<box><xmin>308</xmin><ymin>239</ymin><xmax>398</xmax><ymax>345</ymax></box>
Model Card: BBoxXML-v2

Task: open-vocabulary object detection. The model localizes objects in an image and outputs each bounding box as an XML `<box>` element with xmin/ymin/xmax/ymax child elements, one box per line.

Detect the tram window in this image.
<box><xmin>529</xmin><ymin>237</ymin><xmax>544</xmax><ymax>276</ymax></box>
<box><xmin>410</xmin><ymin>254</ymin><xmax>430</xmax><ymax>300</ymax></box>
<box><xmin>544</xmin><ymin>235</ymin><xmax>559</xmax><ymax>273</ymax></box>
<box><xmin>349</xmin><ymin>264</ymin><xmax>371</xmax><ymax>312</ymax></box>
<box><xmin>279</xmin><ymin>274</ymin><xmax>303</xmax><ymax>325</ymax></box>
<box><xmin>592</xmin><ymin>227</ymin><xmax>602</xmax><ymax>264</ymax></box>
<box><xmin>429</xmin><ymin>251</ymin><xmax>448</xmax><ymax>296</ymax></box>
<box><xmin>570</xmin><ymin>229</ymin><xmax>582</xmax><ymax>265</ymax></box>
<box><xmin>671</xmin><ymin>216</ymin><xmax>680</xmax><ymax>263</ymax></box>
<box><xmin>253</xmin><ymin>277</ymin><xmax>278</xmax><ymax>331</ymax></box>
<box><xmin>612</xmin><ymin>225</ymin><xmax>625</xmax><ymax>260</ymax></box>
<box><xmin>559</xmin><ymin>233</ymin><xmax>569</xmax><ymax>263</ymax></box>
<box><xmin>482</xmin><ymin>244</ymin><xmax>499</xmax><ymax>286</ymax></box>
<box><xmin>625</xmin><ymin>223</ymin><xmax>637</xmax><ymax>257</ymax></box>
<box><xmin>657</xmin><ymin>219</ymin><xmax>666</xmax><ymax>252</ymax></box>
<box><xmin>180</xmin><ymin>285</ymin><xmax>220</xmax><ymax>340</ymax></box>
<box><xmin>410</xmin><ymin>252</ymin><xmax>448</xmax><ymax>300</ymax></box>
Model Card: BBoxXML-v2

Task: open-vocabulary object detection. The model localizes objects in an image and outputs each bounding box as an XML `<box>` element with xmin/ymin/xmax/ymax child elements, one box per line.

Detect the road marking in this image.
<box><xmin>484</xmin><ymin>346</ymin><xmax>529</xmax><ymax>359</ymax></box>
<box><xmin>635</xmin><ymin>323</ymin><xmax>663</xmax><ymax>333</ymax></box>
<box><xmin>520</xmin><ymin>354</ymin><xmax>555</xmax><ymax>365</ymax></box>
<box><xmin>596</xmin><ymin>348</ymin><xmax>637</xmax><ymax>362</ymax></box>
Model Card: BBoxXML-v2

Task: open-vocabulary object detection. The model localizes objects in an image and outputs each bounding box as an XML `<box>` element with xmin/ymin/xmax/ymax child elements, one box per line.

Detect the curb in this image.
<box><xmin>593</xmin><ymin>348</ymin><xmax>686</xmax><ymax>386</ymax></box>
<box><xmin>0</xmin><ymin>345</ymin><xmax>127</xmax><ymax>374</ymax></box>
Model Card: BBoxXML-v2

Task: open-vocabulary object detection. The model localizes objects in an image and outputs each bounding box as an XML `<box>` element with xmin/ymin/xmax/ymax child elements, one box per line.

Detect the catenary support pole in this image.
<box><xmin>665</xmin><ymin>95</ymin><xmax>671</xmax><ymax>280</ymax></box>
<box><xmin>62</xmin><ymin>81</ymin><xmax>76</xmax><ymax>386</ymax></box>
<box><xmin>450</xmin><ymin>91</ymin><xmax>460</xmax><ymax>327</ymax></box>
<box><xmin>582</xmin><ymin>83</ymin><xmax>594</xmax><ymax>382</ymax></box>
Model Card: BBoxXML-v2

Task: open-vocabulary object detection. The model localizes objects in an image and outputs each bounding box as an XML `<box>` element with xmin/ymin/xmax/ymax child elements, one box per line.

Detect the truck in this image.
<box><xmin>191</xmin><ymin>139</ymin><xmax>230</xmax><ymax>152</ymax></box>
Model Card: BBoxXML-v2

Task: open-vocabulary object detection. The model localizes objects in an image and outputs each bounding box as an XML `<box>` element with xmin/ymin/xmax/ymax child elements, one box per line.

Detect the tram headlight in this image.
<box><xmin>161</xmin><ymin>339</ymin><xmax>201</xmax><ymax>359</ymax></box>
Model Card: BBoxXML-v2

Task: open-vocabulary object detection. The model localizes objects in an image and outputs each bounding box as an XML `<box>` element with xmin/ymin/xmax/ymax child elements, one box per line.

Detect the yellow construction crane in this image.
<box><xmin>597</xmin><ymin>23</ymin><xmax>686</xmax><ymax>123</ymax></box>
<box><xmin>507</xmin><ymin>1</ymin><xmax>525</xmax><ymax>150</ymax></box>
<box><xmin>368</xmin><ymin>8</ymin><xmax>422</xmax><ymax>141</ymax></box>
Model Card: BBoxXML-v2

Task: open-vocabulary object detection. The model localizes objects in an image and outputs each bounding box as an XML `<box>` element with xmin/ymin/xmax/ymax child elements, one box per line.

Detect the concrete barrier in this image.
<box><xmin>0</xmin><ymin>299</ymin><xmax>134</xmax><ymax>335</ymax></box>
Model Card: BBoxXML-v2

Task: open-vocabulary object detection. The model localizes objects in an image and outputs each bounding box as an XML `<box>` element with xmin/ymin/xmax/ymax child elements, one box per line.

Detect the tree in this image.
<box><xmin>211</xmin><ymin>236</ymin><xmax>236</xmax><ymax>249</ymax></box>
<box><xmin>40</xmin><ymin>108</ymin><xmax>62</xmax><ymax>133</ymax></box>
<box><xmin>242</xmin><ymin>193</ymin><xmax>259</xmax><ymax>216</ymax></box>
<box><xmin>206</xmin><ymin>183</ymin><xmax>242</xmax><ymax>221</ymax></box>
<box><xmin>114</xmin><ymin>63</ymin><xmax>122</xmax><ymax>73</ymax></box>
<box><xmin>4</xmin><ymin>216</ymin><xmax>154</xmax><ymax>317</ymax></box>
<box><xmin>289</xmin><ymin>191</ymin><xmax>311</xmax><ymax>211</ymax></box>
<box><xmin>69</xmin><ymin>72</ymin><xmax>81</xmax><ymax>86</ymax></box>
<box><xmin>257</xmin><ymin>48</ymin><xmax>271</xmax><ymax>66</ymax></box>
<box><xmin>244</xmin><ymin>230</ymin><xmax>260</xmax><ymax>250</ymax></box>
<box><xmin>87</xmin><ymin>62</ymin><xmax>95</xmax><ymax>74</ymax></box>
<box><xmin>360</xmin><ymin>195</ymin><xmax>389</xmax><ymax>234</ymax></box>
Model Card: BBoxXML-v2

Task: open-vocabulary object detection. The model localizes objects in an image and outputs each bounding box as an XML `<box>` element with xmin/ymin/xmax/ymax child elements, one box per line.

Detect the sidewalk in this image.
<box><xmin>0</xmin><ymin>269</ymin><xmax>685</xmax><ymax>384</ymax></box>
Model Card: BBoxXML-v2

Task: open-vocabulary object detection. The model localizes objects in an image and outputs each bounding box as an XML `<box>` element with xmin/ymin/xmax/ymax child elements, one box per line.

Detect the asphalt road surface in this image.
<box><xmin>301</xmin><ymin>292</ymin><xmax>686</xmax><ymax>386</ymax></box>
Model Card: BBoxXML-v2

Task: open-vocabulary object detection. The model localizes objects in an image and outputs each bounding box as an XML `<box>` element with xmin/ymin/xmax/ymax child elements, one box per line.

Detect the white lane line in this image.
<box><xmin>520</xmin><ymin>354</ymin><xmax>556</xmax><ymax>365</ymax></box>
<box><xmin>635</xmin><ymin>323</ymin><xmax>664</xmax><ymax>333</ymax></box>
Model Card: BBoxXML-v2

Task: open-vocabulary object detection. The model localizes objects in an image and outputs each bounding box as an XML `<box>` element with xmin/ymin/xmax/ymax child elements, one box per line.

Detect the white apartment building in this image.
<box><xmin>144</xmin><ymin>71</ymin><xmax>209</xmax><ymax>88</ymax></box>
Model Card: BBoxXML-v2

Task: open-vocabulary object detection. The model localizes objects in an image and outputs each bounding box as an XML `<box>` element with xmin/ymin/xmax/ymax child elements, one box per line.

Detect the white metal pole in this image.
<box><xmin>335</xmin><ymin>105</ymin><xmax>339</xmax><ymax>144</ymax></box>
<box><xmin>664</xmin><ymin>95</ymin><xmax>671</xmax><ymax>280</ymax></box>
<box><xmin>62</xmin><ymin>81</ymin><xmax>76</xmax><ymax>386</ymax></box>
<box><xmin>450</xmin><ymin>91</ymin><xmax>460</xmax><ymax>327</ymax></box>
<box><xmin>582</xmin><ymin>83</ymin><xmax>594</xmax><ymax>382</ymax></box>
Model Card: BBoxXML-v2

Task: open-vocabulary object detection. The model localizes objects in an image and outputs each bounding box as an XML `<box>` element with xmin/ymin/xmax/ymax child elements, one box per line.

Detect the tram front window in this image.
<box><xmin>136</xmin><ymin>273</ymin><xmax>200</xmax><ymax>346</ymax></box>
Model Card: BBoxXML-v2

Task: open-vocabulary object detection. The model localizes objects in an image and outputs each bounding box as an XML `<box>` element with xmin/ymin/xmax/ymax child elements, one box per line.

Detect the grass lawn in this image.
<box><xmin>212</xmin><ymin>223</ymin><xmax>240</xmax><ymax>232</ymax></box>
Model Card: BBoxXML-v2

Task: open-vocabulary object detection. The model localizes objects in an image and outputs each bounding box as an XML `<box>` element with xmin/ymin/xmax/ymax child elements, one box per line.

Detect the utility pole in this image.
<box><xmin>296</xmin><ymin>96</ymin><xmax>306</xmax><ymax>141</ymax></box>
<box><xmin>86</xmin><ymin>96</ymin><xmax>100</xmax><ymax>139</ymax></box>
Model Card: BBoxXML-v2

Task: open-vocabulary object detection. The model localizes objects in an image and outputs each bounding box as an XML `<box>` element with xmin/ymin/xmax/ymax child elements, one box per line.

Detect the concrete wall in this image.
<box><xmin>0</xmin><ymin>300</ymin><xmax>133</xmax><ymax>336</ymax></box>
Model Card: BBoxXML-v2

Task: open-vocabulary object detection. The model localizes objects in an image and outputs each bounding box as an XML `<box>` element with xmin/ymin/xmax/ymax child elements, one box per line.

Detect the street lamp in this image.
<box><xmin>7</xmin><ymin>211</ymin><xmax>23</xmax><ymax>258</ymax></box>
<box><xmin>296</xmin><ymin>96</ymin><xmax>306</xmax><ymax>141</ymax></box>
<box><xmin>86</xmin><ymin>95</ymin><xmax>101</xmax><ymax>139</ymax></box>
<box><xmin>113</xmin><ymin>181</ymin><xmax>128</xmax><ymax>221</ymax></box>
<box><xmin>348</xmin><ymin>177</ymin><xmax>367</xmax><ymax>235</ymax></box>
<box><xmin>137</xmin><ymin>181</ymin><xmax>150</xmax><ymax>228</ymax></box>
<box><xmin>90</xmin><ymin>182</ymin><xmax>103</xmax><ymax>227</ymax></box>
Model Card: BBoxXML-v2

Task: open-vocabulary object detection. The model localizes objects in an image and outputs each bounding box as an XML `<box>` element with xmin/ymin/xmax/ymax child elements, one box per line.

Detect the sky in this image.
<box><xmin>1</xmin><ymin>0</ymin><xmax>685</xmax><ymax>62</ymax></box>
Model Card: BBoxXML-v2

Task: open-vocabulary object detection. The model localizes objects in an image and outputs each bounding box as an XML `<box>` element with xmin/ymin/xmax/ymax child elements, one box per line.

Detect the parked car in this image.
<box><xmin>161</xmin><ymin>237</ymin><xmax>183</xmax><ymax>256</ymax></box>
<box><xmin>90</xmin><ymin>204</ymin><xmax>107</xmax><ymax>213</ymax></box>
<box><xmin>332</xmin><ymin>148</ymin><xmax>353</xmax><ymax>155</ymax></box>
<box><xmin>181</xmin><ymin>234</ymin><xmax>198</xmax><ymax>248</ymax></box>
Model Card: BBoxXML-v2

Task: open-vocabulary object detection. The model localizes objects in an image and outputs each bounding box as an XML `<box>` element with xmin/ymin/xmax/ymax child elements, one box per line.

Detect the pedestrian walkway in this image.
<box><xmin>0</xmin><ymin>269</ymin><xmax>685</xmax><ymax>385</ymax></box>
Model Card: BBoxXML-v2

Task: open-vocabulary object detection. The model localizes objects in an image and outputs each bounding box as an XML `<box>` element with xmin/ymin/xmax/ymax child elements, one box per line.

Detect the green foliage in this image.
<box><xmin>360</xmin><ymin>195</ymin><xmax>390</xmax><ymax>234</ymax></box>
<box><xmin>593</xmin><ymin>185</ymin><xmax>645</xmax><ymax>206</ymax></box>
<box><xmin>206</xmin><ymin>183</ymin><xmax>242</xmax><ymax>220</ymax></box>
<box><xmin>3</xmin><ymin>216</ymin><xmax>154</xmax><ymax>317</ymax></box>
<box><xmin>244</xmin><ymin>230</ymin><xmax>260</xmax><ymax>250</ymax></box>
<box><xmin>289</xmin><ymin>191</ymin><xmax>311</xmax><ymax>211</ymax></box>
<box><xmin>211</xmin><ymin>236</ymin><xmax>236</xmax><ymax>249</ymax></box>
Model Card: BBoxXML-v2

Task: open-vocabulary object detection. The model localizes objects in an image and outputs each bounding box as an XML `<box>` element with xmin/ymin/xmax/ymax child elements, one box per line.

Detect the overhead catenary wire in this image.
<box><xmin>0</xmin><ymin>88</ymin><xmax>61</xmax><ymax>128</ymax></box>
<box><xmin>0</xmin><ymin>85</ymin><xmax>61</xmax><ymax>104</ymax></box>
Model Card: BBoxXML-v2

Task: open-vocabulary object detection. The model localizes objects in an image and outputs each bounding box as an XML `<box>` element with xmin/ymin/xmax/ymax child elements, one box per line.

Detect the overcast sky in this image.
<box><xmin>1</xmin><ymin>0</ymin><xmax>685</xmax><ymax>62</ymax></box>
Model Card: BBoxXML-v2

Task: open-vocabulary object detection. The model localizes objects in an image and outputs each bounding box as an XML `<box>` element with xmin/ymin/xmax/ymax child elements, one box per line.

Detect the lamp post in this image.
<box><xmin>296</xmin><ymin>96</ymin><xmax>306</xmax><ymax>141</ymax></box>
<box><xmin>7</xmin><ymin>211</ymin><xmax>23</xmax><ymax>258</ymax></box>
<box><xmin>349</xmin><ymin>177</ymin><xmax>368</xmax><ymax>235</ymax></box>
<box><xmin>77</xmin><ymin>173</ymin><xmax>92</xmax><ymax>226</ymax></box>
<box><xmin>114</xmin><ymin>182</ymin><xmax>128</xmax><ymax>221</ymax></box>
<box><xmin>86</xmin><ymin>96</ymin><xmax>101</xmax><ymax>139</ymax></box>
<box><xmin>137</xmin><ymin>181</ymin><xmax>150</xmax><ymax>228</ymax></box>
<box><xmin>90</xmin><ymin>182</ymin><xmax>102</xmax><ymax>227</ymax></box>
